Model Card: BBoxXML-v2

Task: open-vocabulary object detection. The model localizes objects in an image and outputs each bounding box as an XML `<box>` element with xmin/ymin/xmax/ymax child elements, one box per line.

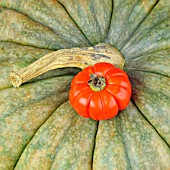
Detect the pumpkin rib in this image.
<box><xmin>116</xmin><ymin>101</ymin><xmax>170</xmax><ymax>168</ymax></box>
<box><xmin>0</xmin><ymin>76</ymin><xmax>73</xmax><ymax>120</ymax></box>
<box><xmin>2</xmin><ymin>6</ymin><xmax>66</xmax><ymax>41</ymax></box>
<box><xmin>0</xmin><ymin>40</ymin><xmax>55</xmax><ymax>51</ymax></box>
<box><xmin>119</xmin><ymin>0</ymin><xmax>159</xmax><ymax>51</ymax></box>
<box><xmin>0</xmin><ymin>7</ymin><xmax>74</xmax><ymax>50</ymax></box>
<box><xmin>0</xmin><ymin>1</ymin><xmax>91</xmax><ymax>47</ymax></box>
<box><xmin>121</xmin><ymin>0</ymin><xmax>170</xmax><ymax>59</ymax></box>
<box><xmin>130</xmin><ymin>99</ymin><xmax>170</xmax><ymax>147</ymax></box>
<box><xmin>115</xmin><ymin>116</ymin><xmax>133</xmax><ymax>170</ymax></box>
<box><xmin>48</xmin><ymin>110</ymin><xmax>80</xmax><ymax>169</ymax></box>
<box><xmin>128</xmin><ymin>71</ymin><xmax>170</xmax><ymax>145</ymax></box>
<box><xmin>132</xmin><ymin>89</ymin><xmax>170</xmax><ymax>146</ymax></box>
<box><xmin>124</xmin><ymin>47</ymin><xmax>170</xmax><ymax>62</ymax></box>
<box><xmin>122</xmin><ymin>17</ymin><xmax>170</xmax><ymax>56</ymax></box>
<box><xmin>104</xmin><ymin>0</ymin><xmax>113</xmax><ymax>42</ymax></box>
<box><xmin>14</xmin><ymin>99</ymin><xmax>68</xmax><ymax>169</ymax></box>
<box><xmin>124</xmin><ymin>49</ymin><xmax>170</xmax><ymax>77</ymax></box>
<box><xmin>107</xmin><ymin>0</ymin><xmax>160</xmax><ymax>50</ymax></box>
<box><xmin>14</xmin><ymin>101</ymin><xmax>83</xmax><ymax>169</ymax></box>
<box><xmin>0</xmin><ymin>87</ymin><xmax>69</xmax><ymax>169</ymax></box>
<box><xmin>58</xmin><ymin>0</ymin><xmax>113</xmax><ymax>45</ymax></box>
<box><xmin>57</xmin><ymin>1</ymin><xmax>92</xmax><ymax>46</ymax></box>
<box><xmin>125</xmin><ymin>68</ymin><xmax>170</xmax><ymax>78</ymax></box>
<box><xmin>111</xmin><ymin>0</ymin><xmax>140</xmax><ymax>48</ymax></box>
<box><xmin>37</xmin><ymin>102</ymin><xmax>97</xmax><ymax>170</ymax></box>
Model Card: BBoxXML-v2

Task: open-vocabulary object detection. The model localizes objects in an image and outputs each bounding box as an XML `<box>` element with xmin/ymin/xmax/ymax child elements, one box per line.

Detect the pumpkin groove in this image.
<box><xmin>121</xmin><ymin>0</ymin><xmax>170</xmax><ymax>58</ymax></box>
<box><xmin>0</xmin><ymin>0</ymin><xmax>90</xmax><ymax>47</ymax></box>
<box><xmin>107</xmin><ymin>0</ymin><xmax>159</xmax><ymax>50</ymax></box>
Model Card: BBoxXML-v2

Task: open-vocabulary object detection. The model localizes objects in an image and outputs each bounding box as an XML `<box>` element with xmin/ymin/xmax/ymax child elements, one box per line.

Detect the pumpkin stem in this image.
<box><xmin>10</xmin><ymin>43</ymin><xmax>124</xmax><ymax>87</ymax></box>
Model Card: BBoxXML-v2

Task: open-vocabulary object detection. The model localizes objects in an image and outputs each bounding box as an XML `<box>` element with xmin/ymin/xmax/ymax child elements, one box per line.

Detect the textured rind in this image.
<box><xmin>93</xmin><ymin>102</ymin><xmax>170</xmax><ymax>170</ymax></box>
<box><xmin>127</xmin><ymin>71</ymin><xmax>170</xmax><ymax>145</ymax></box>
<box><xmin>125</xmin><ymin>49</ymin><xmax>170</xmax><ymax>76</ymax></box>
<box><xmin>0</xmin><ymin>0</ymin><xmax>90</xmax><ymax>47</ymax></box>
<box><xmin>121</xmin><ymin>0</ymin><xmax>170</xmax><ymax>58</ymax></box>
<box><xmin>0</xmin><ymin>0</ymin><xmax>169</xmax><ymax>169</ymax></box>
<box><xmin>0</xmin><ymin>42</ymin><xmax>79</xmax><ymax>90</ymax></box>
<box><xmin>58</xmin><ymin>0</ymin><xmax>112</xmax><ymax>45</ymax></box>
<box><xmin>0</xmin><ymin>7</ymin><xmax>75</xmax><ymax>50</ymax></box>
<box><xmin>15</xmin><ymin>102</ymin><xmax>97</xmax><ymax>170</ymax></box>
<box><xmin>107</xmin><ymin>0</ymin><xmax>158</xmax><ymax>50</ymax></box>
<box><xmin>0</xmin><ymin>76</ymin><xmax>73</xmax><ymax>170</ymax></box>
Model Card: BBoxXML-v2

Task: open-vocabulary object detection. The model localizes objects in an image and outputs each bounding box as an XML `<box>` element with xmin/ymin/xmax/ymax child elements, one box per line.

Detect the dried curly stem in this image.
<box><xmin>10</xmin><ymin>44</ymin><xmax>125</xmax><ymax>87</ymax></box>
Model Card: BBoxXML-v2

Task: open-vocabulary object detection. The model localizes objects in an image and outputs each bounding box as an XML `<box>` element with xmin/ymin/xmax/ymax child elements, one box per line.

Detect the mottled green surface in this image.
<box><xmin>0</xmin><ymin>76</ymin><xmax>73</xmax><ymax>170</ymax></box>
<box><xmin>121</xmin><ymin>0</ymin><xmax>170</xmax><ymax>58</ymax></box>
<box><xmin>0</xmin><ymin>7</ymin><xmax>74</xmax><ymax>50</ymax></box>
<box><xmin>127</xmin><ymin>71</ymin><xmax>170</xmax><ymax>145</ymax></box>
<box><xmin>15</xmin><ymin>102</ymin><xmax>97</xmax><ymax>170</ymax></box>
<box><xmin>94</xmin><ymin>102</ymin><xmax>170</xmax><ymax>170</ymax></box>
<box><xmin>58</xmin><ymin>0</ymin><xmax>112</xmax><ymax>44</ymax></box>
<box><xmin>0</xmin><ymin>0</ymin><xmax>170</xmax><ymax>169</ymax></box>
<box><xmin>107</xmin><ymin>0</ymin><xmax>158</xmax><ymax>50</ymax></box>
<box><xmin>0</xmin><ymin>0</ymin><xmax>90</xmax><ymax>47</ymax></box>
<box><xmin>125</xmin><ymin>49</ymin><xmax>170</xmax><ymax>76</ymax></box>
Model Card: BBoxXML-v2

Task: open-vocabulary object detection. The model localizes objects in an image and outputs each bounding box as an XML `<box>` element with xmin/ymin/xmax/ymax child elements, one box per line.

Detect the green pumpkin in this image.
<box><xmin>0</xmin><ymin>0</ymin><xmax>170</xmax><ymax>169</ymax></box>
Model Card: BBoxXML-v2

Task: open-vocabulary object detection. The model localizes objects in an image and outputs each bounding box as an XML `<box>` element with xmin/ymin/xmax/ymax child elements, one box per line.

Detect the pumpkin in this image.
<box><xmin>0</xmin><ymin>0</ymin><xmax>170</xmax><ymax>169</ymax></box>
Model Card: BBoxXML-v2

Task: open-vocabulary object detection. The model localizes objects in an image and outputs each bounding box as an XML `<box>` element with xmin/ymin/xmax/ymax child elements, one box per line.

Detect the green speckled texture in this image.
<box><xmin>0</xmin><ymin>7</ymin><xmax>75</xmax><ymax>50</ymax></box>
<box><xmin>94</xmin><ymin>102</ymin><xmax>170</xmax><ymax>169</ymax></box>
<box><xmin>0</xmin><ymin>0</ymin><xmax>90</xmax><ymax>47</ymax></box>
<box><xmin>15</xmin><ymin>102</ymin><xmax>97</xmax><ymax>170</ymax></box>
<box><xmin>0</xmin><ymin>76</ymin><xmax>73</xmax><ymax>170</ymax></box>
<box><xmin>125</xmin><ymin>49</ymin><xmax>170</xmax><ymax>76</ymax></box>
<box><xmin>58</xmin><ymin>0</ymin><xmax>112</xmax><ymax>44</ymax></box>
<box><xmin>107</xmin><ymin>0</ymin><xmax>158</xmax><ymax>50</ymax></box>
<box><xmin>121</xmin><ymin>0</ymin><xmax>170</xmax><ymax>57</ymax></box>
<box><xmin>127</xmin><ymin>71</ymin><xmax>170</xmax><ymax>145</ymax></box>
<box><xmin>0</xmin><ymin>0</ymin><xmax>170</xmax><ymax>169</ymax></box>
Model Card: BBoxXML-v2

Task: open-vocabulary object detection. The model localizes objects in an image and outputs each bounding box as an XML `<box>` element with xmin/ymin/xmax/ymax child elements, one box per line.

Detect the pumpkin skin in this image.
<box><xmin>0</xmin><ymin>0</ymin><xmax>170</xmax><ymax>170</ymax></box>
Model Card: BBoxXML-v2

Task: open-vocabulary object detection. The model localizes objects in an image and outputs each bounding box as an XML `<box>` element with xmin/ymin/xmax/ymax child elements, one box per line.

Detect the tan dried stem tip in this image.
<box><xmin>10</xmin><ymin>43</ymin><xmax>125</xmax><ymax>87</ymax></box>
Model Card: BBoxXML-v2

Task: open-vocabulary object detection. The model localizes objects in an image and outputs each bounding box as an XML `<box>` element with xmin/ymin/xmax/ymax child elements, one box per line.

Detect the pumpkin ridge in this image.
<box><xmin>14</xmin><ymin>97</ymin><xmax>69</xmax><ymax>169</ymax></box>
<box><xmin>0</xmin><ymin>7</ymin><xmax>73</xmax><ymax>50</ymax></box>
<box><xmin>14</xmin><ymin>101</ymin><xmax>79</xmax><ymax>169</ymax></box>
<box><xmin>121</xmin><ymin>0</ymin><xmax>170</xmax><ymax>58</ymax></box>
<box><xmin>116</xmin><ymin>116</ymin><xmax>133</xmax><ymax>169</ymax></box>
<box><xmin>116</xmin><ymin>101</ymin><xmax>170</xmax><ymax>168</ymax></box>
<box><xmin>119</xmin><ymin>0</ymin><xmax>159</xmax><ymax>51</ymax></box>
<box><xmin>2</xmin><ymin>6</ymin><xmax>67</xmax><ymax>41</ymax></box>
<box><xmin>57</xmin><ymin>0</ymin><xmax>92</xmax><ymax>45</ymax></box>
<box><xmin>124</xmin><ymin>47</ymin><xmax>170</xmax><ymax>62</ymax></box>
<box><xmin>125</xmin><ymin>68</ymin><xmax>170</xmax><ymax>78</ymax></box>
<box><xmin>49</xmin><ymin>109</ymin><xmax>79</xmax><ymax>169</ymax></box>
<box><xmin>122</xmin><ymin>17</ymin><xmax>170</xmax><ymax>55</ymax></box>
<box><xmin>0</xmin><ymin>76</ymin><xmax>73</xmax><ymax>120</ymax></box>
<box><xmin>129</xmin><ymin>72</ymin><xmax>170</xmax><ymax>145</ymax></box>
<box><xmin>130</xmin><ymin>99</ymin><xmax>170</xmax><ymax>147</ymax></box>
<box><xmin>104</xmin><ymin>0</ymin><xmax>113</xmax><ymax>42</ymax></box>
<box><xmin>109</xmin><ymin>0</ymin><xmax>140</xmax><ymax>48</ymax></box>
<box><xmin>0</xmin><ymin>0</ymin><xmax>90</xmax><ymax>47</ymax></box>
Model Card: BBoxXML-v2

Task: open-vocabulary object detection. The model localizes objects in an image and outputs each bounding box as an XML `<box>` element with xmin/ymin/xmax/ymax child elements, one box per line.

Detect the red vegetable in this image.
<box><xmin>69</xmin><ymin>62</ymin><xmax>131</xmax><ymax>120</ymax></box>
